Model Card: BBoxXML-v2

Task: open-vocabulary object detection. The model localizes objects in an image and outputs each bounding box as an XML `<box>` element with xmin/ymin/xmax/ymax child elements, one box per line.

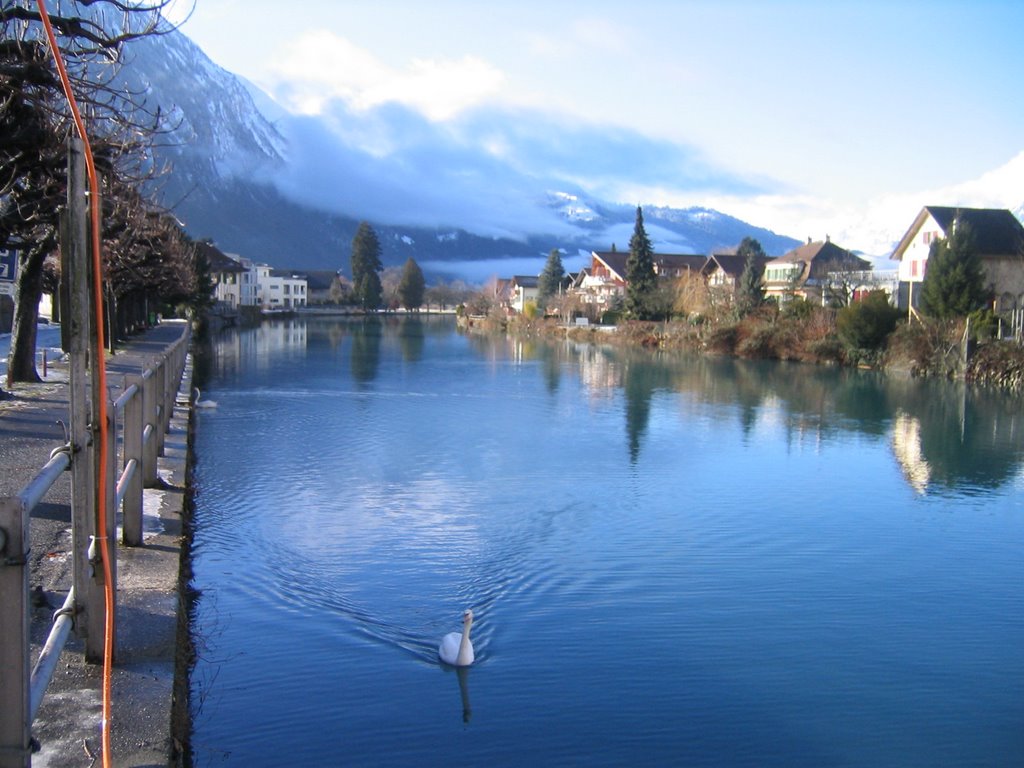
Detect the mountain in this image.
<box><xmin>124</xmin><ymin>27</ymin><xmax>800</xmax><ymax>279</ymax></box>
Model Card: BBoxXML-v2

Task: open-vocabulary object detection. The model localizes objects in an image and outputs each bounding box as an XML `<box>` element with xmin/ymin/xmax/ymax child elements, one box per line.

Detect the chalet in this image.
<box><xmin>762</xmin><ymin>237</ymin><xmax>870</xmax><ymax>305</ymax></box>
<box><xmin>508</xmin><ymin>275</ymin><xmax>539</xmax><ymax>313</ymax></box>
<box><xmin>890</xmin><ymin>206</ymin><xmax>1024</xmax><ymax>313</ymax></box>
<box><xmin>702</xmin><ymin>250</ymin><xmax>770</xmax><ymax>303</ymax></box>
<box><xmin>199</xmin><ymin>241</ymin><xmax>250</xmax><ymax>309</ymax></box>
<box><xmin>576</xmin><ymin>250</ymin><xmax>708</xmax><ymax>307</ymax></box>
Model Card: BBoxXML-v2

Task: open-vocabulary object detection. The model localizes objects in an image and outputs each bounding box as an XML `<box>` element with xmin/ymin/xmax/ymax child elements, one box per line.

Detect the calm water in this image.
<box><xmin>189</xmin><ymin>316</ymin><xmax>1024</xmax><ymax>767</ymax></box>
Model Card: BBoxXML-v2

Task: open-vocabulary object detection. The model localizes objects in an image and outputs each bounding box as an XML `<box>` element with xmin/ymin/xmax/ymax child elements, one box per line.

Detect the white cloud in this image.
<box><xmin>264</xmin><ymin>31</ymin><xmax>504</xmax><ymax>121</ymax></box>
<box><xmin>687</xmin><ymin>151</ymin><xmax>1024</xmax><ymax>258</ymax></box>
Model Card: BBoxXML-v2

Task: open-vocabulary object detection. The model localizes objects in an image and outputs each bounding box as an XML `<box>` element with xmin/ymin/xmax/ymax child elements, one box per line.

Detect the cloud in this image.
<box><xmin>266</xmin><ymin>93</ymin><xmax>765</xmax><ymax>242</ymax></box>
<box><xmin>265</xmin><ymin>31</ymin><xmax>504</xmax><ymax>121</ymax></box>
<box><xmin>698</xmin><ymin>150</ymin><xmax>1024</xmax><ymax>257</ymax></box>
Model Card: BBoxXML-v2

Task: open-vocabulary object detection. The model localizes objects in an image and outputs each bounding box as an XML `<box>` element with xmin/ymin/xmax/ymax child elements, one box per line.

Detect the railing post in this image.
<box><xmin>0</xmin><ymin>497</ymin><xmax>31</xmax><ymax>768</ymax></box>
<box><xmin>153</xmin><ymin>357</ymin><xmax>167</xmax><ymax>457</ymax></box>
<box><xmin>65</xmin><ymin>137</ymin><xmax>105</xmax><ymax>663</ymax></box>
<box><xmin>102</xmin><ymin>394</ymin><xmax>118</xmax><ymax>662</ymax></box>
<box><xmin>142</xmin><ymin>370</ymin><xmax>159</xmax><ymax>488</ymax></box>
<box><xmin>123</xmin><ymin>375</ymin><xmax>144</xmax><ymax>545</ymax></box>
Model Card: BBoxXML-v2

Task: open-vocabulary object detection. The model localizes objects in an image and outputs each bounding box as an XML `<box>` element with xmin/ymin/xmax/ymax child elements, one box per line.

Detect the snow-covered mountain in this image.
<box><xmin>125</xmin><ymin>26</ymin><xmax>800</xmax><ymax>276</ymax></box>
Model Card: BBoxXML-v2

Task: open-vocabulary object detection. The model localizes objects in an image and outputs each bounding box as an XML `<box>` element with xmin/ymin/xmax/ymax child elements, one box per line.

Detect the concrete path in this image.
<box><xmin>1</xmin><ymin>322</ymin><xmax>193</xmax><ymax>767</ymax></box>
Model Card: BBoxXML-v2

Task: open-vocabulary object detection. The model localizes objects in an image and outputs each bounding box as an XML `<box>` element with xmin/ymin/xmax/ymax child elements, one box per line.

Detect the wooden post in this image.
<box><xmin>0</xmin><ymin>497</ymin><xmax>31</xmax><ymax>768</ymax></box>
<box><xmin>66</xmin><ymin>137</ymin><xmax>105</xmax><ymax>662</ymax></box>
<box><xmin>123</xmin><ymin>375</ymin><xmax>144</xmax><ymax>545</ymax></box>
<box><xmin>102</xmin><ymin>390</ymin><xmax>117</xmax><ymax>661</ymax></box>
<box><xmin>141</xmin><ymin>369</ymin><xmax>159</xmax><ymax>487</ymax></box>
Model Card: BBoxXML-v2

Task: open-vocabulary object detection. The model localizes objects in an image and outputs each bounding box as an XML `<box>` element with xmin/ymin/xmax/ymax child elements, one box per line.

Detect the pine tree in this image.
<box><xmin>920</xmin><ymin>219</ymin><xmax>989</xmax><ymax>319</ymax></box>
<box><xmin>736</xmin><ymin>237</ymin><xmax>766</xmax><ymax>315</ymax></box>
<box><xmin>351</xmin><ymin>222</ymin><xmax>383</xmax><ymax>311</ymax></box>
<box><xmin>397</xmin><ymin>257</ymin><xmax>426</xmax><ymax>310</ymax></box>
<box><xmin>625</xmin><ymin>206</ymin><xmax>657</xmax><ymax>319</ymax></box>
<box><xmin>537</xmin><ymin>248</ymin><xmax>565</xmax><ymax>308</ymax></box>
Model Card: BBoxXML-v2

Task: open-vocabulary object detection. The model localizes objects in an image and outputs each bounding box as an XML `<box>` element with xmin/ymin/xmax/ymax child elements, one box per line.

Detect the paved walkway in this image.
<box><xmin>1</xmin><ymin>321</ymin><xmax>193</xmax><ymax>767</ymax></box>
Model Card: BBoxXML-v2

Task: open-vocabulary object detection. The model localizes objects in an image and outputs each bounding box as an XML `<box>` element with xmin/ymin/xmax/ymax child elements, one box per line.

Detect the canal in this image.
<box><xmin>189</xmin><ymin>315</ymin><xmax>1024</xmax><ymax>766</ymax></box>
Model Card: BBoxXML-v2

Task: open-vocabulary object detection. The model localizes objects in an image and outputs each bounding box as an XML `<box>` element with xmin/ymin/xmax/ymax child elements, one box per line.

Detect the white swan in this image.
<box><xmin>438</xmin><ymin>609</ymin><xmax>475</xmax><ymax>667</ymax></box>
<box><xmin>194</xmin><ymin>387</ymin><xmax>217</xmax><ymax>409</ymax></box>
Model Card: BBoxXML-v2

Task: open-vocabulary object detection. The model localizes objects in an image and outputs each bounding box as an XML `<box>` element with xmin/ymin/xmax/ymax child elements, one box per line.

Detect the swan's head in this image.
<box><xmin>462</xmin><ymin>609</ymin><xmax>473</xmax><ymax>625</ymax></box>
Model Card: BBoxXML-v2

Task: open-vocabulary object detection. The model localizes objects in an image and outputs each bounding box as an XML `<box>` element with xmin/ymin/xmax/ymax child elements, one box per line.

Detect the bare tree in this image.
<box><xmin>2</xmin><ymin>0</ymin><xmax>180</xmax><ymax>384</ymax></box>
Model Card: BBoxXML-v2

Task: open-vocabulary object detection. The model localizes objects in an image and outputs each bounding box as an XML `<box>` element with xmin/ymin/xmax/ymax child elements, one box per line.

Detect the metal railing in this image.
<box><xmin>0</xmin><ymin>324</ymin><xmax>190</xmax><ymax>768</ymax></box>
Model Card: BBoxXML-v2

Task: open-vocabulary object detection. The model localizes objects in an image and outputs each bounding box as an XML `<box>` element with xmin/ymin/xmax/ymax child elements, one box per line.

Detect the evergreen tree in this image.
<box><xmin>351</xmin><ymin>222</ymin><xmax>383</xmax><ymax>311</ymax></box>
<box><xmin>837</xmin><ymin>290</ymin><xmax>901</xmax><ymax>351</ymax></box>
<box><xmin>736</xmin><ymin>237</ymin><xmax>766</xmax><ymax>315</ymax></box>
<box><xmin>537</xmin><ymin>248</ymin><xmax>565</xmax><ymax>307</ymax></box>
<box><xmin>397</xmin><ymin>257</ymin><xmax>426</xmax><ymax>310</ymax></box>
<box><xmin>625</xmin><ymin>206</ymin><xmax>657</xmax><ymax>319</ymax></box>
<box><xmin>919</xmin><ymin>219</ymin><xmax>989</xmax><ymax>319</ymax></box>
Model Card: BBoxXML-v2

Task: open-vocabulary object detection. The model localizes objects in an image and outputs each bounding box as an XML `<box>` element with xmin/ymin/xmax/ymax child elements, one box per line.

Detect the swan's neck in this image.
<box><xmin>457</xmin><ymin>617</ymin><xmax>473</xmax><ymax>663</ymax></box>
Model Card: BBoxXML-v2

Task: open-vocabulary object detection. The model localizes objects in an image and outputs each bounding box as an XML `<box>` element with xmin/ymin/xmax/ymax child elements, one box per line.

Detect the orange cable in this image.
<box><xmin>35</xmin><ymin>4</ymin><xmax>115</xmax><ymax>767</ymax></box>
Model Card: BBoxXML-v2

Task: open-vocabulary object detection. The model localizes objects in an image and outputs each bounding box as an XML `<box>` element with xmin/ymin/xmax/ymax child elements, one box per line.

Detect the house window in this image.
<box><xmin>911</xmin><ymin>261</ymin><xmax>918</xmax><ymax>278</ymax></box>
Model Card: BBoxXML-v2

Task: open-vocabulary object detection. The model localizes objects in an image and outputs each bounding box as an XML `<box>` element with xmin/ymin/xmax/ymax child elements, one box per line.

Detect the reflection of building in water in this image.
<box><xmin>576</xmin><ymin>346</ymin><xmax>621</xmax><ymax>405</ymax></box>
<box><xmin>891</xmin><ymin>411</ymin><xmax>931</xmax><ymax>494</ymax></box>
<box><xmin>214</xmin><ymin>321</ymin><xmax>308</xmax><ymax>375</ymax></box>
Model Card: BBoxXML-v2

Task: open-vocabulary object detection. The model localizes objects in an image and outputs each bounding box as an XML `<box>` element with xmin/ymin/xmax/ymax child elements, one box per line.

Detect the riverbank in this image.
<box><xmin>457</xmin><ymin>310</ymin><xmax>1024</xmax><ymax>393</ymax></box>
<box><xmin>1</xmin><ymin>322</ymin><xmax>194</xmax><ymax>767</ymax></box>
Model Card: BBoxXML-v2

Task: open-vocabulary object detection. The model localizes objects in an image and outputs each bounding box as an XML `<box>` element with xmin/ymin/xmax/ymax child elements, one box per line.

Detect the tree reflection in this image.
<box><xmin>350</xmin><ymin>318</ymin><xmax>382</xmax><ymax>385</ymax></box>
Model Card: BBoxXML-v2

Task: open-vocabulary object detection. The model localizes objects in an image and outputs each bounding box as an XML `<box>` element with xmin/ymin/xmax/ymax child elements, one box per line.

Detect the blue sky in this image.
<box><xmin>165</xmin><ymin>0</ymin><xmax>1023</xmax><ymax>253</ymax></box>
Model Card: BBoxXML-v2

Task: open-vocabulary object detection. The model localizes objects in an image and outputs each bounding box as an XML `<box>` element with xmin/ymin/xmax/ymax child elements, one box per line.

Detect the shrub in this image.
<box><xmin>836</xmin><ymin>291</ymin><xmax>900</xmax><ymax>351</ymax></box>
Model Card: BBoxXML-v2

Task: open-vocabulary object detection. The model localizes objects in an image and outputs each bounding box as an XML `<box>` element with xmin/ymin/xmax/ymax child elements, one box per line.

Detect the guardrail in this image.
<box><xmin>0</xmin><ymin>324</ymin><xmax>190</xmax><ymax>768</ymax></box>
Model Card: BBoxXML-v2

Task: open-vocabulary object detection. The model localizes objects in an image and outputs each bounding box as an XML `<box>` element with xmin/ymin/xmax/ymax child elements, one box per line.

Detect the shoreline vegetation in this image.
<box><xmin>456</xmin><ymin>307</ymin><xmax>1024</xmax><ymax>393</ymax></box>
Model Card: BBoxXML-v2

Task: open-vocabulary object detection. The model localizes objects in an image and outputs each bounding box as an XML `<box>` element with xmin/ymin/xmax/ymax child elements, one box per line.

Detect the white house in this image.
<box><xmin>257</xmin><ymin>268</ymin><xmax>308</xmax><ymax>309</ymax></box>
<box><xmin>890</xmin><ymin>206</ymin><xmax>1024</xmax><ymax>312</ymax></box>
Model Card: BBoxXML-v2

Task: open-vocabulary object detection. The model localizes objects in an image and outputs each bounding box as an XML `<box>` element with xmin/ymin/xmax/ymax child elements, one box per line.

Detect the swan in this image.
<box><xmin>438</xmin><ymin>609</ymin><xmax>475</xmax><ymax>667</ymax></box>
<box><xmin>194</xmin><ymin>387</ymin><xmax>217</xmax><ymax>409</ymax></box>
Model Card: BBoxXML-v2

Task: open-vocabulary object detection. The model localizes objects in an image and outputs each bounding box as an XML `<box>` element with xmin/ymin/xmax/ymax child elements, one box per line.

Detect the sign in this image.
<box><xmin>0</xmin><ymin>249</ymin><xmax>17</xmax><ymax>297</ymax></box>
<box><xmin>0</xmin><ymin>248</ymin><xmax>16</xmax><ymax>281</ymax></box>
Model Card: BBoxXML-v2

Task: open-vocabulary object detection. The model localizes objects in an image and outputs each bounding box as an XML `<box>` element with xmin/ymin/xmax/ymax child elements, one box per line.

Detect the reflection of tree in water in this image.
<box><xmin>541</xmin><ymin>345</ymin><xmax>562</xmax><ymax>394</ymax></box>
<box><xmin>621</xmin><ymin>353</ymin><xmax>676</xmax><ymax>463</ymax></box>
<box><xmin>397</xmin><ymin>317</ymin><xmax>426</xmax><ymax>363</ymax></box>
<box><xmin>351</xmin><ymin>319</ymin><xmax>382</xmax><ymax>384</ymax></box>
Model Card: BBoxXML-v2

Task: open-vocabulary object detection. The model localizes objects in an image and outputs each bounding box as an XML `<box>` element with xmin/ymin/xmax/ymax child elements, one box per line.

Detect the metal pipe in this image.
<box><xmin>29</xmin><ymin>589</ymin><xmax>75</xmax><ymax>723</ymax></box>
<box><xmin>115</xmin><ymin>460</ymin><xmax>137</xmax><ymax>509</ymax></box>
<box><xmin>113</xmin><ymin>383</ymin><xmax>139</xmax><ymax>413</ymax></box>
<box><xmin>17</xmin><ymin>452</ymin><xmax>71</xmax><ymax>513</ymax></box>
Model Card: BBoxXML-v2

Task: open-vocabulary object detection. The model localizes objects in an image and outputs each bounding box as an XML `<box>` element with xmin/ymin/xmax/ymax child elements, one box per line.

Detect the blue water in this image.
<box><xmin>189</xmin><ymin>317</ymin><xmax>1024</xmax><ymax>767</ymax></box>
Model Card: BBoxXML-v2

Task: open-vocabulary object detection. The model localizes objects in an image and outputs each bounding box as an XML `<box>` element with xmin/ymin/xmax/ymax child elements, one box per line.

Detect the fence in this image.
<box><xmin>0</xmin><ymin>326</ymin><xmax>190</xmax><ymax>768</ymax></box>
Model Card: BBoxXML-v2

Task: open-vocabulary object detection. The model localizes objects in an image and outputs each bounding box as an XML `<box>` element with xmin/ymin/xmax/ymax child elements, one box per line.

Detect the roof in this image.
<box><xmin>701</xmin><ymin>253</ymin><xmax>769</xmax><ymax>279</ymax></box>
<box><xmin>270</xmin><ymin>268</ymin><xmax>309</xmax><ymax>280</ymax></box>
<box><xmin>511</xmin><ymin>275</ymin><xmax>538</xmax><ymax>288</ymax></box>
<box><xmin>301</xmin><ymin>270</ymin><xmax>339</xmax><ymax>291</ymax></box>
<box><xmin>195</xmin><ymin>241</ymin><xmax>244</xmax><ymax>273</ymax></box>
<box><xmin>891</xmin><ymin>206</ymin><xmax>1024</xmax><ymax>260</ymax></box>
<box><xmin>766</xmin><ymin>239</ymin><xmax>870</xmax><ymax>282</ymax></box>
<box><xmin>591</xmin><ymin>250</ymin><xmax>708</xmax><ymax>282</ymax></box>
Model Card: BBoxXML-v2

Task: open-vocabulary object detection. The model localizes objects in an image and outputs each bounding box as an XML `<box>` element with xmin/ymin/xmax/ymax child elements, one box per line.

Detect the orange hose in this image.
<box><xmin>36</xmin><ymin>4</ymin><xmax>115</xmax><ymax>767</ymax></box>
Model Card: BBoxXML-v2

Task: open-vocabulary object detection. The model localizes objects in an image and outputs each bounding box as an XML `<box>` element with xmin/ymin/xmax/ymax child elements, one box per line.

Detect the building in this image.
<box><xmin>199</xmin><ymin>242</ymin><xmax>250</xmax><ymax>310</ymax></box>
<box><xmin>508</xmin><ymin>275</ymin><xmax>539</xmax><ymax>314</ymax></box>
<box><xmin>199</xmin><ymin>241</ymin><xmax>308</xmax><ymax>310</ymax></box>
<box><xmin>701</xmin><ymin>250</ymin><xmax>770</xmax><ymax>304</ymax></box>
<box><xmin>890</xmin><ymin>206</ymin><xmax>1024</xmax><ymax>313</ymax></box>
<box><xmin>575</xmin><ymin>250</ymin><xmax>709</xmax><ymax>307</ymax></box>
<box><xmin>257</xmin><ymin>267</ymin><xmax>308</xmax><ymax>309</ymax></box>
<box><xmin>762</xmin><ymin>237</ymin><xmax>871</xmax><ymax>305</ymax></box>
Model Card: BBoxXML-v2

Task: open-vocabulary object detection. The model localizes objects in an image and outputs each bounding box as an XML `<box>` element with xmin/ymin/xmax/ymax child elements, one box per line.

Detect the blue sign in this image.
<box><xmin>0</xmin><ymin>248</ymin><xmax>16</xmax><ymax>282</ymax></box>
